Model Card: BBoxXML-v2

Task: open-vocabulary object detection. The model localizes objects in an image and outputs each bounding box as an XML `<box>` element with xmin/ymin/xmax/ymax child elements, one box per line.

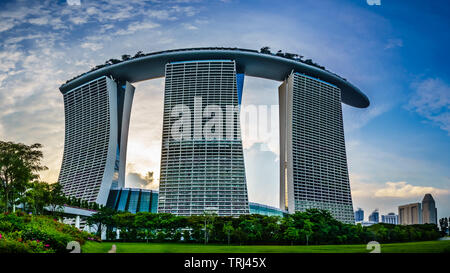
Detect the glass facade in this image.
<box><xmin>107</xmin><ymin>189</ymin><xmax>285</xmax><ymax>218</ymax></box>
<box><xmin>354</xmin><ymin>208</ymin><xmax>364</xmax><ymax>222</ymax></box>
<box><xmin>368</xmin><ymin>209</ymin><xmax>379</xmax><ymax>223</ymax></box>
<box><xmin>158</xmin><ymin>60</ymin><xmax>249</xmax><ymax>216</ymax></box>
<box><xmin>236</xmin><ymin>73</ymin><xmax>244</xmax><ymax>105</ymax></box>
<box><xmin>249</xmin><ymin>202</ymin><xmax>287</xmax><ymax>217</ymax></box>
<box><xmin>106</xmin><ymin>188</ymin><xmax>158</xmax><ymax>213</ymax></box>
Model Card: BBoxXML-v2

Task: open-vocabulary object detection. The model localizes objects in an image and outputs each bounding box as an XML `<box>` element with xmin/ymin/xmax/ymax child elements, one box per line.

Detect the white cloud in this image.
<box><xmin>244</xmin><ymin>143</ymin><xmax>279</xmax><ymax>207</ymax></box>
<box><xmin>374</xmin><ymin>181</ymin><xmax>449</xmax><ymax>198</ymax></box>
<box><xmin>172</xmin><ymin>5</ymin><xmax>198</xmax><ymax>17</ymax></box>
<box><xmin>68</xmin><ymin>16</ymin><xmax>88</xmax><ymax>25</ymax></box>
<box><xmin>28</xmin><ymin>16</ymin><xmax>49</xmax><ymax>25</ymax></box>
<box><xmin>67</xmin><ymin>0</ymin><xmax>81</xmax><ymax>6</ymax></box>
<box><xmin>126</xmin><ymin>169</ymin><xmax>158</xmax><ymax>190</ymax></box>
<box><xmin>0</xmin><ymin>20</ymin><xmax>15</xmax><ymax>32</ymax></box>
<box><xmin>343</xmin><ymin>103</ymin><xmax>391</xmax><ymax>131</ymax></box>
<box><xmin>80</xmin><ymin>42</ymin><xmax>103</xmax><ymax>51</ymax></box>
<box><xmin>183</xmin><ymin>23</ymin><xmax>198</xmax><ymax>30</ymax></box>
<box><xmin>114</xmin><ymin>21</ymin><xmax>160</xmax><ymax>35</ymax></box>
<box><xmin>0</xmin><ymin>51</ymin><xmax>23</xmax><ymax>73</ymax></box>
<box><xmin>147</xmin><ymin>9</ymin><xmax>177</xmax><ymax>20</ymax></box>
<box><xmin>4</xmin><ymin>34</ymin><xmax>45</xmax><ymax>44</ymax></box>
<box><xmin>407</xmin><ymin>78</ymin><xmax>450</xmax><ymax>134</ymax></box>
<box><xmin>127</xmin><ymin>21</ymin><xmax>160</xmax><ymax>32</ymax></box>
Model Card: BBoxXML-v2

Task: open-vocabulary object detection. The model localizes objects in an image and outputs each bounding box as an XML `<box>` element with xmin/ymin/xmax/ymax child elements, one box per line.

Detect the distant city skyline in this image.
<box><xmin>0</xmin><ymin>0</ymin><xmax>448</xmax><ymax>219</ymax></box>
<box><xmin>355</xmin><ymin>193</ymin><xmax>442</xmax><ymax>223</ymax></box>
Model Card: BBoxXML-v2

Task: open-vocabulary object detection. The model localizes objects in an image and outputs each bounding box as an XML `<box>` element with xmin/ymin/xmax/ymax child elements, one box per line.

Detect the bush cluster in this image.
<box><xmin>0</xmin><ymin>212</ymin><xmax>98</xmax><ymax>253</ymax></box>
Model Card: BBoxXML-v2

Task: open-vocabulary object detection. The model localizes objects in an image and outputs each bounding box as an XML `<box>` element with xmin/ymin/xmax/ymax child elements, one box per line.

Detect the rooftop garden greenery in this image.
<box><xmin>63</xmin><ymin>47</ymin><xmax>342</xmax><ymax>86</ymax></box>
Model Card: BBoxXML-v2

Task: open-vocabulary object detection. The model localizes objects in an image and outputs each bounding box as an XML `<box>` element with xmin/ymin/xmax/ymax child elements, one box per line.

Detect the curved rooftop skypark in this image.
<box><xmin>57</xmin><ymin>47</ymin><xmax>369</xmax><ymax>223</ymax></box>
<box><xmin>59</xmin><ymin>47</ymin><xmax>369</xmax><ymax>108</ymax></box>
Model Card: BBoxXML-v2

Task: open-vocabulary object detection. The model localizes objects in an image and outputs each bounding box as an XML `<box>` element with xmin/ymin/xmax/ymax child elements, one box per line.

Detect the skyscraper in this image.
<box><xmin>398</xmin><ymin>203</ymin><xmax>422</xmax><ymax>225</ymax></box>
<box><xmin>355</xmin><ymin>208</ymin><xmax>364</xmax><ymax>222</ymax></box>
<box><xmin>157</xmin><ymin>60</ymin><xmax>249</xmax><ymax>216</ymax></box>
<box><xmin>58</xmin><ymin>76</ymin><xmax>135</xmax><ymax>204</ymax></box>
<box><xmin>422</xmin><ymin>193</ymin><xmax>437</xmax><ymax>225</ymax></box>
<box><xmin>368</xmin><ymin>209</ymin><xmax>379</xmax><ymax>223</ymax></box>
<box><xmin>279</xmin><ymin>72</ymin><xmax>354</xmax><ymax>223</ymax></box>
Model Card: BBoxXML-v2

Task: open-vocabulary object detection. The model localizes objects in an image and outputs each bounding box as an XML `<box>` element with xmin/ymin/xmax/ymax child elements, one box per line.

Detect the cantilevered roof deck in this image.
<box><xmin>59</xmin><ymin>48</ymin><xmax>369</xmax><ymax>108</ymax></box>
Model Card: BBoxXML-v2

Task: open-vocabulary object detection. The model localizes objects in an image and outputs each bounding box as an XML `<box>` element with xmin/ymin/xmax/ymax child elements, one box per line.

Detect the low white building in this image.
<box><xmin>381</xmin><ymin>213</ymin><xmax>399</xmax><ymax>225</ymax></box>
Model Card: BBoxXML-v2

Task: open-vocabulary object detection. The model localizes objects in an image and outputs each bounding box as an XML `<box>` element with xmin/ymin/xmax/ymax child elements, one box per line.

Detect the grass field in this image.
<box><xmin>82</xmin><ymin>240</ymin><xmax>450</xmax><ymax>253</ymax></box>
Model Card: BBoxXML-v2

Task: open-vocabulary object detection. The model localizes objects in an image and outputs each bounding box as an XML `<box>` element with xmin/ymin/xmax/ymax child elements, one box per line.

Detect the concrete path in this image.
<box><xmin>108</xmin><ymin>244</ymin><xmax>117</xmax><ymax>253</ymax></box>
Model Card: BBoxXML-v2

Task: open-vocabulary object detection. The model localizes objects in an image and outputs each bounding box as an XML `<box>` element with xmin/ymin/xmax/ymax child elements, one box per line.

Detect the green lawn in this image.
<box><xmin>82</xmin><ymin>240</ymin><xmax>450</xmax><ymax>253</ymax></box>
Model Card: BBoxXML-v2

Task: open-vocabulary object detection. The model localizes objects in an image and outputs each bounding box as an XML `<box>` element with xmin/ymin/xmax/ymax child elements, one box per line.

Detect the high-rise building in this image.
<box><xmin>381</xmin><ymin>212</ymin><xmax>398</xmax><ymax>225</ymax></box>
<box><xmin>398</xmin><ymin>203</ymin><xmax>422</xmax><ymax>225</ymax></box>
<box><xmin>355</xmin><ymin>208</ymin><xmax>364</xmax><ymax>222</ymax></box>
<box><xmin>422</xmin><ymin>193</ymin><xmax>437</xmax><ymax>225</ymax></box>
<box><xmin>368</xmin><ymin>209</ymin><xmax>379</xmax><ymax>223</ymax></box>
<box><xmin>58</xmin><ymin>76</ymin><xmax>135</xmax><ymax>204</ymax></box>
<box><xmin>279</xmin><ymin>72</ymin><xmax>354</xmax><ymax>223</ymax></box>
<box><xmin>58</xmin><ymin>48</ymin><xmax>370</xmax><ymax>219</ymax></box>
<box><xmin>157</xmin><ymin>60</ymin><xmax>249</xmax><ymax>216</ymax></box>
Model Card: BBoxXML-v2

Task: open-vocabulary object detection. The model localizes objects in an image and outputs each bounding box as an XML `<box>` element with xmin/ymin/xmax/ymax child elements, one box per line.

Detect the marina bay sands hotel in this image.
<box><xmin>58</xmin><ymin>48</ymin><xmax>369</xmax><ymax>223</ymax></box>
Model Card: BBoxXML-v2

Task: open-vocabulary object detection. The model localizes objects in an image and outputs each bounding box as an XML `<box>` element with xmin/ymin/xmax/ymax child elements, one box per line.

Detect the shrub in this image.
<box><xmin>0</xmin><ymin>213</ymin><xmax>98</xmax><ymax>253</ymax></box>
<box><xmin>0</xmin><ymin>237</ymin><xmax>32</xmax><ymax>253</ymax></box>
<box><xmin>23</xmin><ymin>239</ymin><xmax>55</xmax><ymax>253</ymax></box>
<box><xmin>22</xmin><ymin>225</ymin><xmax>73</xmax><ymax>252</ymax></box>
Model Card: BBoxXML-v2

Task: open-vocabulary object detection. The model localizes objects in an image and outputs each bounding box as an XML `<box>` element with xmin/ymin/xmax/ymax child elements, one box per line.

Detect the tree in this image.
<box><xmin>202</xmin><ymin>210</ymin><xmax>217</xmax><ymax>244</ymax></box>
<box><xmin>284</xmin><ymin>52</ymin><xmax>300</xmax><ymax>60</ymax></box>
<box><xmin>105</xmin><ymin>58</ymin><xmax>121</xmax><ymax>65</ymax></box>
<box><xmin>24</xmin><ymin>181</ymin><xmax>50</xmax><ymax>215</ymax></box>
<box><xmin>223</xmin><ymin>221</ymin><xmax>234</xmax><ymax>245</ymax></box>
<box><xmin>284</xmin><ymin>226</ymin><xmax>299</xmax><ymax>246</ymax></box>
<box><xmin>301</xmin><ymin>219</ymin><xmax>314</xmax><ymax>245</ymax></box>
<box><xmin>187</xmin><ymin>215</ymin><xmax>204</xmax><ymax>242</ymax></box>
<box><xmin>113</xmin><ymin>212</ymin><xmax>137</xmax><ymax>241</ymax></box>
<box><xmin>260</xmin><ymin>46</ymin><xmax>271</xmax><ymax>54</ymax></box>
<box><xmin>133</xmin><ymin>51</ymin><xmax>145</xmax><ymax>58</ymax></box>
<box><xmin>439</xmin><ymin>217</ymin><xmax>449</xmax><ymax>235</ymax></box>
<box><xmin>282</xmin><ymin>216</ymin><xmax>299</xmax><ymax>245</ymax></box>
<box><xmin>276</xmin><ymin>50</ymin><xmax>284</xmax><ymax>57</ymax></box>
<box><xmin>47</xmin><ymin>182</ymin><xmax>66</xmax><ymax>217</ymax></box>
<box><xmin>87</xmin><ymin>207</ymin><xmax>117</xmax><ymax>238</ymax></box>
<box><xmin>0</xmin><ymin>141</ymin><xmax>47</xmax><ymax>212</ymax></box>
<box><xmin>135</xmin><ymin>212</ymin><xmax>158</xmax><ymax>242</ymax></box>
<box><xmin>233</xmin><ymin>226</ymin><xmax>248</xmax><ymax>245</ymax></box>
<box><xmin>261</xmin><ymin>215</ymin><xmax>280</xmax><ymax>242</ymax></box>
<box><xmin>121</xmin><ymin>54</ymin><xmax>131</xmax><ymax>61</ymax></box>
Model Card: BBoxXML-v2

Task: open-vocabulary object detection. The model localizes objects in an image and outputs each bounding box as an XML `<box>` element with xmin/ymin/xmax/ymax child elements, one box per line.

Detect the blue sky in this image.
<box><xmin>0</xmin><ymin>0</ymin><xmax>448</xmax><ymax>220</ymax></box>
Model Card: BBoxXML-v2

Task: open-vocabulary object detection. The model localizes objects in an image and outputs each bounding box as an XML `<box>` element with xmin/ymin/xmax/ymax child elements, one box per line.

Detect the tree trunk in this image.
<box><xmin>5</xmin><ymin>188</ymin><xmax>9</xmax><ymax>213</ymax></box>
